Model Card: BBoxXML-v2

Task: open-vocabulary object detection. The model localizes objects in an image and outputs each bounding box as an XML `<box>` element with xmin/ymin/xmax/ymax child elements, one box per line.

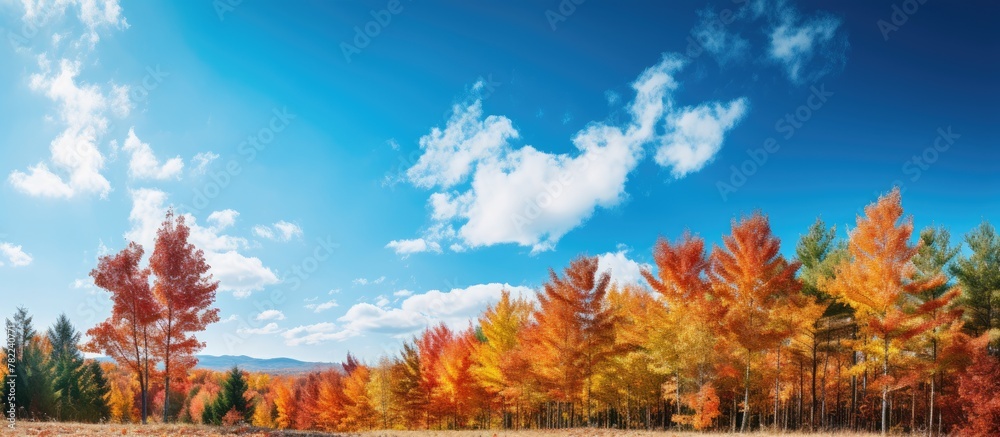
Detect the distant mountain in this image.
<box><xmin>193</xmin><ymin>355</ymin><xmax>340</xmax><ymax>374</ymax></box>
<box><xmin>93</xmin><ymin>354</ymin><xmax>340</xmax><ymax>375</ymax></box>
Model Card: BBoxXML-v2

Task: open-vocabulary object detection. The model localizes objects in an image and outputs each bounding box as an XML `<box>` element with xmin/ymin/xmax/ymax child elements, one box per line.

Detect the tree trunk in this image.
<box><xmin>741</xmin><ymin>349</ymin><xmax>751</xmax><ymax>432</ymax></box>
<box><xmin>881</xmin><ymin>335</ymin><xmax>889</xmax><ymax>434</ymax></box>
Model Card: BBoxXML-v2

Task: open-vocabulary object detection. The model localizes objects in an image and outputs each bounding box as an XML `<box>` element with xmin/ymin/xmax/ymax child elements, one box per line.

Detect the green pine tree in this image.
<box><xmin>203</xmin><ymin>366</ymin><xmax>252</xmax><ymax>425</ymax></box>
<box><xmin>950</xmin><ymin>221</ymin><xmax>1000</xmax><ymax>351</ymax></box>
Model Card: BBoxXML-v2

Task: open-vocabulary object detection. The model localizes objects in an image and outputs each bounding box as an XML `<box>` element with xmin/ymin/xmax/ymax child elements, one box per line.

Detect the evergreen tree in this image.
<box><xmin>4</xmin><ymin>307</ymin><xmax>56</xmax><ymax>420</ymax></box>
<box><xmin>950</xmin><ymin>221</ymin><xmax>1000</xmax><ymax>351</ymax></box>
<box><xmin>47</xmin><ymin>313</ymin><xmax>85</xmax><ymax>421</ymax></box>
<box><xmin>203</xmin><ymin>366</ymin><xmax>251</xmax><ymax>425</ymax></box>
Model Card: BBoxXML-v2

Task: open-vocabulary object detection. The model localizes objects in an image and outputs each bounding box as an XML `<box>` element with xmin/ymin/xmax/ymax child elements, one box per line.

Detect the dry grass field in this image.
<box><xmin>7</xmin><ymin>423</ymin><xmax>887</xmax><ymax>437</ymax></box>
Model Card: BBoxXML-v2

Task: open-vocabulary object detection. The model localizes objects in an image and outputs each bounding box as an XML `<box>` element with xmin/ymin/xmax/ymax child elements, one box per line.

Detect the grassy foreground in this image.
<box><xmin>8</xmin><ymin>422</ymin><xmax>886</xmax><ymax>437</ymax></box>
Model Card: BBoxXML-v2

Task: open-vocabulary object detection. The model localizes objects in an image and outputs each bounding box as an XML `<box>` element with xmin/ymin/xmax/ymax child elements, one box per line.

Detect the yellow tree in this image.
<box><xmin>470</xmin><ymin>289</ymin><xmax>533</xmax><ymax>426</ymax></box>
<box><xmin>642</xmin><ymin>233</ymin><xmax>721</xmax><ymax>422</ymax></box>
<box><xmin>820</xmin><ymin>188</ymin><xmax>945</xmax><ymax>434</ymax></box>
<box><xmin>709</xmin><ymin>213</ymin><xmax>801</xmax><ymax>432</ymax></box>
<box><xmin>342</xmin><ymin>364</ymin><xmax>376</xmax><ymax>430</ymax></box>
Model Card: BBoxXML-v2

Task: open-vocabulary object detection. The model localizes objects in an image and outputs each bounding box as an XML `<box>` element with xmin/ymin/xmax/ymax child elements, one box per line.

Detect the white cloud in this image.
<box><xmin>207</xmin><ymin>209</ymin><xmax>239</xmax><ymax>230</ymax></box>
<box><xmin>655</xmin><ymin>99</ymin><xmax>749</xmax><ymax>177</ymax></box>
<box><xmin>282</xmin><ymin>322</ymin><xmax>348</xmax><ymax>346</ymax></box>
<box><xmin>597</xmin><ymin>249</ymin><xmax>652</xmax><ymax>286</ymax></box>
<box><xmin>20</xmin><ymin>0</ymin><xmax>128</xmax><ymax>47</ymax></box>
<box><xmin>395</xmin><ymin>55</ymin><xmax>748</xmax><ymax>253</ymax></box>
<box><xmin>285</xmin><ymin>283</ymin><xmax>535</xmax><ymax>345</ymax></box>
<box><xmin>0</xmin><ymin>243</ymin><xmax>33</xmax><ymax>267</ymax></box>
<box><xmin>253</xmin><ymin>220</ymin><xmax>302</xmax><ymax>242</ymax></box>
<box><xmin>191</xmin><ymin>152</ymin><xmax>219</xmax><ymax>174</ymax></box>
<box><xmin>406</xmin><ymin>100</ymin><xmax>518</xmax><ymax>189</ymax></box>
<box><xmin>122</xmin><ymin>128</ymin><xmax>184</xmax><ymax>180</ymax></box>
<box><xmin>393</xmin><ymin>289</ymin><xmax>413</xmax><ymax>297</ymax></box>
<box><xmin>305</xmin><ymin>299</ymin><xmax>338</xmax><ymax>313</ymax></box>
<box><xmin>386</xmin><ymin>238</ymin><xmax>441</xmax><ymax>257</ymax></box>
<box><xmin>220</xmin><ymin>314</ymin><xmax>239</xmax><ymax>323</ymax></box>
<box><xmin>251</xmin><ymin>225</ymin><xmax>274</xmax><ymax>240</ymax></box>
<box><xmin>767</xmin><ymin>4</ymin><xmax>846</xmax><ymax>83</ymax></box>
<box><xmin>255</xmin><ymin>310</ymin><xmax>285</xmax><ymax>321</ymax></box>
<box><xmin>9</xmin><ymin>0</ymin><xmax>131</xmax><ymax>198</ymax></box>
<box><xmin>125</xmin><ymin>188</ymin><xmax>280</xmax><ymax>297</ymax></box>
<box><xmin>237</xmin><ymin>322</ymin><xmax>281</xmax><ymax>336</ymax></box>
<box><xmin>9</xmin><ymin>58</ymin><xmax>115</xmax><ymax>198</ymax></box>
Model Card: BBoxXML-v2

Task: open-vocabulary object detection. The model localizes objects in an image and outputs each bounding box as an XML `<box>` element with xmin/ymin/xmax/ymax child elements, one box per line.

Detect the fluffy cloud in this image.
<box><xmin>9</xmin><ymin>58</ymin><xmax>116</xmax><ymax>198</ymax></box>
<box><xmin>125</xmin><ymin>188</ymin><xmax>280</xmax><ymax>297</ymax></box>
<box><xmin>255</xmin><ymin>310</ymin><xmax>285</xmax><ymax>321</ymax></box>
<box><xmin>282</xmin><ymin>322</ymin><xmax>348</xmax><ymax>346</ymax></box>
<box><xmin>21</xmin><ymin>0</ymin><xmax>128</xmax><ymax>46</ymax></box>
<box><xmin>283</xmin><ymin>283</ymin><xmax>535</xmax><ymax>346</ymax></box>
<box><xmin>0</xmin><ymin>243</ymin><xmax>33</xmax><ymax>267</ymax></box>
<box><xmin>253</xmin><ymin>220</ymin><xmax>302</xmax><ymax>242</ymax></box>
<box><xmin>207</xmin><ymin>209</ymin><xmax>239</xmax><ymax>230</ymax></box>
<box><xmin>386</xmin><ymin>238</ymin><xmax>441</xmax><ymax>256</ymax></box>
<box><xmin>9</xmin><ymin>1</ymin><xmax>130</xmax><ymax>198</ymax></box>
<box><xmin>655</xmin><ymin>100</ymin><xmax>749</xmax><ymax>177</ymax></box>
<box><xmin>122</xmin><ymin>128</ymin><xmax>183</xmax><ymax>180</ymax></box>
<box><xmin>394</xmin><ymin>55</ymin><xmax>748</xmax><ymax>253</ymax></box>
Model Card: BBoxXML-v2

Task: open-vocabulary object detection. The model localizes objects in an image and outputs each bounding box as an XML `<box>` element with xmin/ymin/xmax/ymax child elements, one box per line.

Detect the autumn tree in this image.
<box><xmin>471</xmin><ymin>289</ymin><xmax>533</xmax><ymax>426</ymax></box>
<box><xmin>709</xmin><ymin>213</ymin><xmax>801</xmax><ymax>432</ymax></box>
<box><xmin>368</xmin><ymin>356</ymin><xmax>398</xmax><ymax>429</ymax></box>
<box><xmin>342</xmin><ymin>361</ymin><xmax>376</xmax><ymax>430</ymax></box>
<box><xmin>820</xmin><ymin>189</ymin><xmax>946</xmax><ymax>434</ymax></box>
<box><xmin>393</xmin><ymin>340</ymin><xmax>427</xmax><ymax>428</ymax></box>
<box><xmin>526</xmin><ymin>256</ymin><xmax>615</xmax><ymax>427</ymax></box>
<box><xmin>273</xmin><ymin>377</ymin><xmax>297</xmax><ymax>429</ymax></box>
<box><xmin>642</xmin><ymin>233</ymin><xmax>720</xmax><ymax>424</ymax></box>
<box><xmin>150</xmin><ymin>210</ymin><xmax>221</xmax><ymax>422</ymax></box>
<box><xmin>85</xmin><ymin>242</ymin><xmax>160</xmax><ymax>423</ymax></box>
<box><xmin>954</xmin><ymin>337</ymin><xmax>1000</xmax><ymax>435</ymax></box>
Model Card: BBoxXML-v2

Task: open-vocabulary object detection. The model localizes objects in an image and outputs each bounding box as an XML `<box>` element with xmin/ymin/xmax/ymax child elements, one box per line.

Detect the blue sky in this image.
<box><xmin>0</xmin><ymin>0</ymin><xmax>996</xmax><ymax>363</ymax></box>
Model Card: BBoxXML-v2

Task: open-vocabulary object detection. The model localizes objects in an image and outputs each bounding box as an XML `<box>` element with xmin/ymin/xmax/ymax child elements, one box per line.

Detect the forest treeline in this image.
<box><xmin>3</xmin><ymin>189</ymin><xmax>1000</xmax><ymax>435</ymax></box>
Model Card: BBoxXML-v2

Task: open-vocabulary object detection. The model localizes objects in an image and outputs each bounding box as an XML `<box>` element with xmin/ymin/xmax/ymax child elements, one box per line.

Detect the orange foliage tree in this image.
<box><xmin>709</xmin><ymin>213</ymin><xmax>801</xmax><ymax>431</ymax></box>
<box><xmin>150</xmin><ymin>210</ymin><xmax>221</xmax><ymax>422</ymax></box>
<box><xmin>820</xmin><ymin>188</ymin><xmax>948</xmax><ymax>434</ymax></box>
<box><xmin>526</xmin><ymin>256</ymin><xmax>615</xmax><ymax>427</ymax></box>
<box><xmin>84</xmin><ymin>242</ymin><xmax>160</xmax><ymax>424</ymax></box>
